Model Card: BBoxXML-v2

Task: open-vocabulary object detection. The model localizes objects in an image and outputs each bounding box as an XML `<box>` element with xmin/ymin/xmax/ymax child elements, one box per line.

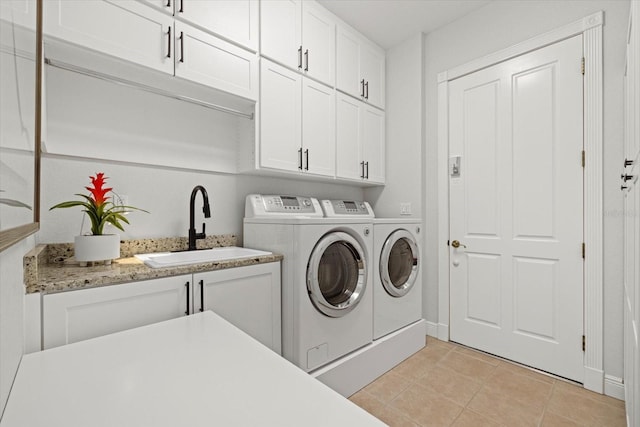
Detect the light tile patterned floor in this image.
<box><xmin>349</xmin><ymin>337</ymin><xmax>626</xmax><ymax>427</ymax></box>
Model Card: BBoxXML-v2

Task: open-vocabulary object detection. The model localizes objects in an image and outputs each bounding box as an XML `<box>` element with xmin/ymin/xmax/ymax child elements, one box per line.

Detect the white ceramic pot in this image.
<box><xmin>74</xmin><ymin>234</ymin><xmax>120</xmax><ymax>266</ymax></box>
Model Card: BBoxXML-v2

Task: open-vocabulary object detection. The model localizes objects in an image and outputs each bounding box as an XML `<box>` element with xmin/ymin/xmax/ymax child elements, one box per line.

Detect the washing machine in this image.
<box><xmin>373</xmin><ymin>218</ymin><xmax>422</xmax><ymax>340</ymax></box>
<box><xmin>243</xmin><ymin>194</ymin><xmax>374</xmax><ymax>372</ymax></box>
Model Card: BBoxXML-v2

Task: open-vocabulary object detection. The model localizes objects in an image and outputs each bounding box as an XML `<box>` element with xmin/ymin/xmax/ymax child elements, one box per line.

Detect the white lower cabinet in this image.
<box><xmin>194</xmin><ymin>263</ymin><xmax>281</xmax><ymax>354</ymax></box>
<box><xmin>42</xmin><ymin>263</ymin><xmax>281</xmax><ymax>353</ymax></box>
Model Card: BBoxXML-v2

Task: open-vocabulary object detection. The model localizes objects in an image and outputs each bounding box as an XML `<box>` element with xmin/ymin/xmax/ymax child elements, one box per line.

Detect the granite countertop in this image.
<box><xmin>24</xmin><ymin>235</ymin><xmax>283</xmax><ymax>294</ymax></box>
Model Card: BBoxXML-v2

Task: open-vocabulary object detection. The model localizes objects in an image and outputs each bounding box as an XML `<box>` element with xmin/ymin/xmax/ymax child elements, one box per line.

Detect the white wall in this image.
<box><xmin>364</xmin><ymin>33</ymin><xmax>423</xmax><ymax>218</ymax></box>
<box><xmin>0</xmin><ymin>236</ymin><xmax>34</xmax><ymax>416</ymax></box>
<box><xmin>421</xmin><ymin>0</ymin><xmax>629</xmax><ymax>380</ymax></box>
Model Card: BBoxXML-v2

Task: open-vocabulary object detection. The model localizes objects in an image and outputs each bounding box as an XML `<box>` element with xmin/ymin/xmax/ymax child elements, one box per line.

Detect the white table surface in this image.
<box><xmin>1</xmin><ymin>311</ymin><xmax>385</xmax><ymax>426</ymax></box>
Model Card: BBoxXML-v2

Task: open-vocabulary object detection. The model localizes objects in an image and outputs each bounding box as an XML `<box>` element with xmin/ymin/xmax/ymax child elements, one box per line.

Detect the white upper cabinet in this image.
<box><xmin>336</xmin><ymin>92</ymin><xmax>385</xmax><ymax>184</ymax></box>
<box><xmin>174</xmin><ymin>0</ymin><xmax>259</xmax><ymax>51</ymax></box>
<box><xmin>44</xmin><ymin>0</ymin><xmax>259</xmax><ymax>100</ymax></box>
<box><xmin>259</xmin><ymin>59</ymin><xmax>335</xmax><ymax>178</ymax></box>
<box><xmin>44</xmin><ymin>0</ymin><xmax>175</xmax><ymax>75</ymax></box>
<box><xmin>336</xmin><ymin>24</ymin><xmax>385</xmax><ymax>109</ymax></box>
<box><xmin>174</xmin><ymin>22</ymin><xmax>258</xmax><ymax>100</ymax></box>
<box><xmin>261</xmin><ymin>0</ymin><xmax>335</xmax><ymax>86</ymax></box>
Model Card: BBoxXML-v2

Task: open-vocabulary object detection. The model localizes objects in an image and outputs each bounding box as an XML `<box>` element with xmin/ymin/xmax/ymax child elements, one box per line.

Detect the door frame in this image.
<box><xmin>436</xmin><ymin>11</ymin><xmax>604</xmax><ymax>393</ymax></box>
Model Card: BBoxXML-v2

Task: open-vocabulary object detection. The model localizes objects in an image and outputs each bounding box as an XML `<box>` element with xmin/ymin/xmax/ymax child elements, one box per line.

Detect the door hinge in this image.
<box><xmin>582</xmin><ymin>243</ymin><xmax>585</xmax><ymax>259</ymax></box>
<box><xmin>581</xmin><ymin>150</ymin><xmax>585</xmax><ymax>167</ymax></box>
<box><xmin>581</xmin><ymin>57</ymin><xmax>585</xmax><ymax>75</ymax></box>
<box><xmin>582</xmin><ymin>335</ymin><xmax>586</xmax><ymax>352</ymax></box>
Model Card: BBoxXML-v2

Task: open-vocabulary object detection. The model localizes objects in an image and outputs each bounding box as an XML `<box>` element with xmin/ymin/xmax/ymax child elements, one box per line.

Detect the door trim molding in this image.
<box><xmin>436</xmin><ymin>11</ymin><xmax>604</xmax><ymax>393</ymax></box>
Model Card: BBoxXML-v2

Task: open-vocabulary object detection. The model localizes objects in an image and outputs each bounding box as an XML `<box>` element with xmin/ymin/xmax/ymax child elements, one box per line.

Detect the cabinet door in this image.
<box><xmin>301</xmin><ymin>1</ymin><xmax>335</xmax><ymax>86</ymax></box>
<box><xmin>336</xmin><ymin>25</ymin><xmax>361</xmax><ymax>99</ymax></box>
<box><xmin>362</xmin><ymin>105</ymin><xmax>385</xmax><ymax>184</ymax></box>
<box><xmin>44</xmin><ymin>0</ymin><xmax>174</xmax><ymax>75</ymax></box>
<box><xmin>174</xmin><ymin>22</ymin><xmax>258</xmax><ymax>100</ymax></box>
<box><xmin>43</xmin><ymin>275</ymin><xmax>191</xmax><ymax>349</ymax></box>
<box><xmin>336</xmin><ymin>92</ymin><xmax>363</xmax><ymax>181</ymax></box>
<box><xmin>302</xmin><ymin>78</ymin><xmax>335</xmax><ymax>177</ymax></box>
<box><xmin>260</xmin><ymin>59</ymin><xmax>302</xmax><ymax>172</ymax></box>
<box><xmin>260</xmin><ymin>0</ymin><xmax>301</xmax><ymax>70</ymax></box>
<box><xmin>361</xmin><ymin>41</ymin><xmax>385</xmax><ymax>109</ymax></box>
<box><xmin>195</xmin><ymin>263</ymin><xmax>281</xmax><ymax>354</ymax></box>
<box><xmin>176</xmin><ymin>0</ymin><xmax>258</xmax><ymax>51</ymax></box>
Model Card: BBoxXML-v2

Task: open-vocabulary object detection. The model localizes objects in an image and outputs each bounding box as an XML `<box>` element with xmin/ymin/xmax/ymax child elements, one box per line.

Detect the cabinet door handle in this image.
<box><xmin>365</xmin><ymin>81</ymin><xmax>369</xmax><ymax>99</ymax></box>
<box><xmin>624</xmin><ymin>158</ymin><xmax>634</xmax><ymax>167</ymax></box>
<box><xmin>179</xmin><ymin>31</ymin><xmax>184</xmax><ymax>63</ymax></box>
<box><xmin>185</xmin><ymin>281</ymin><xmax>190</xmax><ymax>315</ymax></box>
<box><xmin>304</xmin><ymin>49</ymin><xmax>309</xmax><ymax>71</ymax></box>
<box><xmin>298</xmin><ymin>148</ymin><xmax>303</xmax><ymax>170</ymax></box>
<box><xmin>179</xmin><ymin>0</ymin><xmax>183</xmax><ymax>13</ymax></box>
<box><xmin>166</xmin><ymin>26</ymin><xmax>172</xmax><ymax>58</ymax></box>
<box><xmin>360</xmin><ymin>161</ymin><xmax>365</xmax><ymax>178</ymax></box>
<box><xmin>298</xmin><ymin>46</ymin><xmax>302</xmax><ymax>69</ymax></box>
<box><xmin>304</xmin><ymin>149</ymin><xmax>309</xmax><ymax>171</ymax></box>
<box><xmin>199</xmin><ymin>280</ymin><xmax>204</xmax><ymax>312</ymax></box>
<box><xmin>360</xmin><ymin>79</ymin><xmax>365</xmax><ymax>97</ymax></box>
<box><xmin>365</xmin><ymin>161</ymin><xmax>369</xmax><ymax>179</ymax></box>
<box><xmin>166</xmin><ymin>0</ymin><xmax>170</xmax><ymax>7</ymax></box>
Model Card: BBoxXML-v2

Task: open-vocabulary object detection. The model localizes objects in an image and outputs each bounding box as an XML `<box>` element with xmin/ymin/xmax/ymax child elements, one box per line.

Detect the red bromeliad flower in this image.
<box><xmin>50</xmin><ymin>172</ymin><xmax>147</xmax><ymax>235</ymax></box>
<box><xmin>86</xmin><ymin>173</ymin><xmax>112</xmax><ymax>206</ymax></box>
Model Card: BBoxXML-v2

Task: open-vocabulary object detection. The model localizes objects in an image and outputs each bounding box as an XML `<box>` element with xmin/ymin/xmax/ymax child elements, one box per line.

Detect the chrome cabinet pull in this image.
<box><xmin>185</xmin><ymin>281</ymin><xmax>190</xmax><ymax>315</ymax></box>
<box><xmin>360</xmin><ymin>79</ymin><xmax>365</xmax><ymax>97</ymax></box>
<box><xmin>179</xmin><ymin>31</ymin><xmax>184</xmax><ymax>63</ymax></box>
<box><xmin>364</xmin><ymin>81</ymin><xmax>369</xmax><ymax>99</ymax></box>
<box><xmin>304</xmin><ymin>49</ymin><xmax>309</xmax><ymax>71</ymax></box>
<box><xmin>199</xmin><ymin>280</ymin><xmax>204</xmax><ymax>312</ymax></box>
<box><xmin>298</xmin><ymin>148</ymin><xmax>303</xmax><ymax>170</ymax></box>
<box><xmin>360</xmin><ymin>161</ymin><xmax>365</xmax><ymax>178</ymax></box>
<box><xmin>365</xmin><ymin>161</ymin><xmax>369</xmax><ymax>179</ymax></box>
<box><xmin>298</xmin><ymin>46</ymin><xmax>302</xmax><ymax>69</ymax></box>
<box><xmin>166</xmin><ymin>26</ymin><xmax>171</xmax><ymax>58</ymax></box>
<box><xmin>304</xmin><ymin>149</ymin><xmax>309</xmax><ymax>170</ymax></box>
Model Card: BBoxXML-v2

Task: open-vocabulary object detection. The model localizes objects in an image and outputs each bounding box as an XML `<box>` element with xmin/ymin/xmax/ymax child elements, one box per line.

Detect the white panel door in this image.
<box><xmin>301</xmin><ymin>1</ymin><xmax>335</xmax><ymax>86</ymax></box>
<box><xmin>175</xmin><ymin>0</ymin><xmax>259</xmax><ymax>51</ymax></box>
<box><xmin>174</xmin><ymin>22</ymin><xmax>258</xmax><ymax>100</ymax></box>
<box><xmin>362</xmin><ymin>105</ymin><xmax>385</xmax><ymax>184</ymax></box>
<box><xmin>302</xmin><ymin>77</ymin><xmax>335</xmax><ymax>177</ymax></box>
<box><xmin>44</xmin><ymin>0</ymin><xmax>174</xmax><ymax>75</ymax></box>
<box><xmin>260</xmin><ymin>59</ymin><xmax>301</xmax><ymax>172</ymax></box>
<box><xmin>336</xmin><ymin>92</ymin><xmax>363</xmax><ymax>180</ymax></box>
<box><xmin>449</xmin><ymin>35</ymin><xmax>584</xmax><ymax>381</ymax></box>
<box><xmin>43</xmin><ymin>276</ymin><xmax>191</xmax><ymax>349</ymax></box>
<box><xmin>360</xmin><ymin>41</ymin><xmax>385</xmax><ymax>109</ymax></box>
<box><xmin>260</xmin><ymin>0</ymin><xmax>301</xmax><ymax>70</ymax></box>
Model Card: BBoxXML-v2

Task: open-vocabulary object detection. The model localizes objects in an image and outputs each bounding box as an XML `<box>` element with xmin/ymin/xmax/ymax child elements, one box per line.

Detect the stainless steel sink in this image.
<box><xmin>134</xmin><ymin>246</ymin><xmax>272</xmax><ymax>268</ymax></box>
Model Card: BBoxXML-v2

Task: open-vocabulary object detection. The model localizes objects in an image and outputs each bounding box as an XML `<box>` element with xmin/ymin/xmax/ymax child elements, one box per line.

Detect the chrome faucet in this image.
<box><xmin>188</xmin><ymin>185</ymin><xmax>211</xmax><ymax>251</ymax></box>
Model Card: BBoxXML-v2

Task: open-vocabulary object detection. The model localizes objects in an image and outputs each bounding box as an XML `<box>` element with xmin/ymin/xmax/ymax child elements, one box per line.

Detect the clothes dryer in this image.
<box><xmin>244</xmin><ymin>194</ymin><xmax>374</xmax><ymax>372</ymax></box>
<box><xmin>373</xmin><ymin>219</ymin><xmax>422</xmax><ymax>340</ymax></box>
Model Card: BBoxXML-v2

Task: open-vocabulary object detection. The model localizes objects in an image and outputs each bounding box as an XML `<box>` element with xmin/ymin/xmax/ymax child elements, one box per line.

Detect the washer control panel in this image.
<box><xmin>245</xmin><ymin>194</ymin><xmax>323</xmax><ymax>218</ymax></box>
<box><xmin>321</xmin><ymin>200</ymin><xmax>375</xmax><ymax>218</ymax></box>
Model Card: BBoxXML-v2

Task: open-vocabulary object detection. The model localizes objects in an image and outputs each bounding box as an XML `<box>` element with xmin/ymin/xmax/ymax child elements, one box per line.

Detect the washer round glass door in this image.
<box><xmin>307</xmin><ymin>231</ymin><xmax>367</xmax><ymax>317</ymax></box>
<box><xmin>380</xmin><ymin>229</ymin><xmax>419</xmax><ymax>297</ymax></box>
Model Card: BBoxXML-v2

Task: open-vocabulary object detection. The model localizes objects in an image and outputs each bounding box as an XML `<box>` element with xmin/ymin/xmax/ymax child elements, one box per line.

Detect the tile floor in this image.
<box><xmin>349</xmin><ymin>337</ymin><xmax>626</xmax><ymax>427</ymax></box>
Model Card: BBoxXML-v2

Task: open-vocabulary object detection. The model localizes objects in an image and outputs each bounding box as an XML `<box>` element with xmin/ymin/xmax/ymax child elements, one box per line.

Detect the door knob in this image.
<box><xmin>451</xmin><ymin>240</ymin><xmax>466</xmax><ymax>249</ymax></box>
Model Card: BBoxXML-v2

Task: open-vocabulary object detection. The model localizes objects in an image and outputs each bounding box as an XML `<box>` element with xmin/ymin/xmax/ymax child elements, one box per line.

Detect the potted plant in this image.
<box><xmin>50</xmin><ymin>173</ymin><xmax>148</xmax><ymax>266</ymax></box>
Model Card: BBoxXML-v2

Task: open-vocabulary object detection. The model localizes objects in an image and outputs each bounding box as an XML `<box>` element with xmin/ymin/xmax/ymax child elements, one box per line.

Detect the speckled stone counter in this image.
<box><xmin>24</xmin><ymin>235</ymin><xmax>283</xmax><ymax>294</ymax></box>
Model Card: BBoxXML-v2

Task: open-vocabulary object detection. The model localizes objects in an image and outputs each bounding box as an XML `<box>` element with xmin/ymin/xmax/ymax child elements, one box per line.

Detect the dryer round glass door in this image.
<box><xmin>307</xmin><ymin>231</ymin><xmax>367</xmax><ymax>317</ymax></box>
<box><xmin>380</xmin><ymin>229</ymin><xmax>419</xmax><ymax>297</ymax></box>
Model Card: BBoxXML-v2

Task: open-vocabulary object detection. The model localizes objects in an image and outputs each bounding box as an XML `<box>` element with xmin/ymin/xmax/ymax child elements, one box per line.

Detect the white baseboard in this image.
<box><xmin>437</xmin><ymin>323</ymin><xmax>449</xmax><ymax>342</ymax></box>
<box><xmin>604</xmin><ymin>375</ymin><xmax>625</xmax><ymax>401</ymax></box>
<box><xmin>584</xmin><ymin>366</ymin><xmax>604</xmax><ymax>393</ymax></box>
<box><xmin>426</xmin><ymin>321</ymin><xmax>438</xmax><ymax>338</ymax></box>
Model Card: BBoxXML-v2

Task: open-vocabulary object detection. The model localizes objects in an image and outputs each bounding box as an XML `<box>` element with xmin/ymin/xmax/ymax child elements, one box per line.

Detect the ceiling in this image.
<box><xmin>317</xmin><ymin>0</ymin><xmax>492</xmax><ymax>50</ymax></box>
